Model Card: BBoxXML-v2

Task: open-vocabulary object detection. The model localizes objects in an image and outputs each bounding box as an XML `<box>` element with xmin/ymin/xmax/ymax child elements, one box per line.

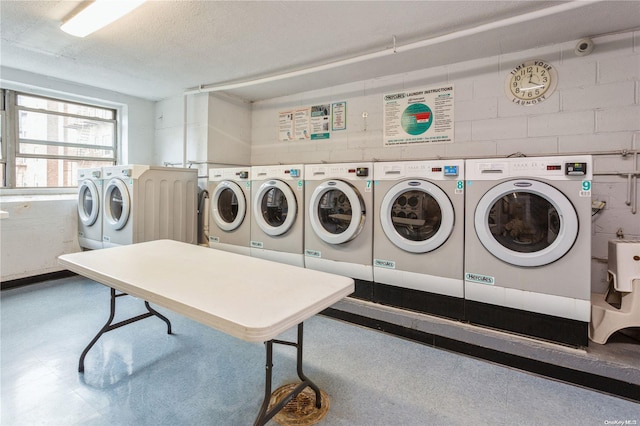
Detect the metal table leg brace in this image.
<box><xmin>78</xmin><ymin>287</ymin><xmax>173</xmax><ymax>373</ymax></box>
<box><xmin>254</xmin><ymin>322</ymin><xmax>322</xmax><ymax>426</ymax></box>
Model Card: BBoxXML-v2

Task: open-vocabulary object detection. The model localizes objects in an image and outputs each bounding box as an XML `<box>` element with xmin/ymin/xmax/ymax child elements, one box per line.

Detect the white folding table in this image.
<box><xmin>58</xmin><ymin>239</ymin><xmax>354</xmax><ymax>425</ymax></box>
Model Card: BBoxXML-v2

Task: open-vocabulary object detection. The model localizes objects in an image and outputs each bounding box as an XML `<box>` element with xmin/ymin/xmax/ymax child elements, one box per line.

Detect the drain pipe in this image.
<box><xmin>182</xmin><ymin>94</ymin><xmax>188</xmax><ymax>167</ymax></box>
<box><xmin>184</xmin><ymin>0</ymin><xmax>599</xmax><ymax>95</ymax></box>
<box><xmin>593</xmin><ymin>150</ymin><xmax>640</xmax><ymax>215</ymax></box>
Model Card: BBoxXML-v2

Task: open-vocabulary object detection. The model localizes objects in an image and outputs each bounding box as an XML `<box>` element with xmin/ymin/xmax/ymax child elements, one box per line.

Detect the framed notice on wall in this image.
<box><xmin>332</xmin><ymin>101</ymin><xmax>346</xmax><ymax>131</ymax></box>
<box><xmin>310</xmin><ymin>104</ymin><xmax>330</xmax><ymax>140</ymax></box>
<box><xmin>383</xmin><ymin>85</ymin><xmax>454</xmax><ymax>146</ymax></box>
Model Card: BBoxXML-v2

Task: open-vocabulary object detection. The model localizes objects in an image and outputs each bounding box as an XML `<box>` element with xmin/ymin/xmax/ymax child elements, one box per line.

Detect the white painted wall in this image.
<box><xmin>1</xmin><ymin>67</ymin><xmax>156</xmax><ymax>282</ymax></box>
<box><xmin>154</xmin><ymin>92</ymin><xmax>251</xmax><ymax>186</ymax></box>
<box><xmin>251</xmin><ymin>31</ymin><xmax>640</xmax><ymax>293</ymax></box>
<box><xmin>0</xmin><ymin>195</ymin><xmax>79</xmax><ymax>281</ymax></box>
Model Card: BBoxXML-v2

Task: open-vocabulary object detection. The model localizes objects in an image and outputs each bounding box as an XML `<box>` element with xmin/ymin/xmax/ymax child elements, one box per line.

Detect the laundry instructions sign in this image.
<box><xmin>383</xmin><ymin>85</ymin><xmax>454</xmax><ymax>146</ymax></box>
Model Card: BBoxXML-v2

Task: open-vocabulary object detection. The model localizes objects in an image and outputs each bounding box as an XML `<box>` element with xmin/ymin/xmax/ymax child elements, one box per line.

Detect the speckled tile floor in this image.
<box><xmin>2</xmin><ymin>276</ymin><xmax>639</xmax><ymax>425</ymax></box>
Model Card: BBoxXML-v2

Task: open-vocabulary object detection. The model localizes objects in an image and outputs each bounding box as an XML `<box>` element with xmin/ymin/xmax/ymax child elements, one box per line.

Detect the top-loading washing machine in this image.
<box><xmin>464</xmin><ymin>156</ymin><xmax>592</xmax><ymax>347</ymax></box>
<box><xmin>373</xmin><ymin>160</ymin><xmax>465</xmax><ymax>319</ymax></box>
<box><xmin>77</xmin><ymin>167</ymin><xmax>104</xmax><ymax>250</ymax></box>
<box><xmin>208</xmin><ymin>167</ymin><xmax>252</xmax><ymax>255</ymax></box>
<box><xmin>305</xmin><ymin>162</ymin><xmax>374</xmax><ymax>299</ymax></box>
<box><xmin>102</xmin><ymin>165</ymin><xmax>198</xmax><ymax>248</ymax></box>
<box><xmin>250</xmin><ymin>165</ymin><xmax>304</xmax><ymax>267</ymax></box>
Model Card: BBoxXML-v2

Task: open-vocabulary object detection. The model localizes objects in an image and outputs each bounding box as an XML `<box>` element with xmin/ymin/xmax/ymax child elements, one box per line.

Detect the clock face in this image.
<box><xmin>505</xmin><ymin>60</ymin><xmax>558</xmax><ymax>105</ymax></box>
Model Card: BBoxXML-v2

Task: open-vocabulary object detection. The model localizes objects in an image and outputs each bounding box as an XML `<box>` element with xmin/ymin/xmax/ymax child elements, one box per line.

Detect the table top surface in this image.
<box><xmin>58</xmin><ymin>240</ymin><xmax>354</xmax><ymax>342</ymax></box>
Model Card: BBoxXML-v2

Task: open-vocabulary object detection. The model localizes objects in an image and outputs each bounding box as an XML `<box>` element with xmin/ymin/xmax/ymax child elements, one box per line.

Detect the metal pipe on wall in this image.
<box><xmin>592</xmin><ymin>150</ymin><xmax>639</xmax><ymax>215</ymax></box>
<box><xmin>184</xmin><ymin>0</ymin><xmax>599</xmax><ymax>96</ymax></box>
<box><xmin>182</xmin><ymin>94</ymin><xmax>188</xmax><ymax>167</ymax></box>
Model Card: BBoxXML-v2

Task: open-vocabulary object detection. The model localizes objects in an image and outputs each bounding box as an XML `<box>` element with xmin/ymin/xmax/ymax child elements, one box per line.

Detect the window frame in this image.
<box><xmin>2</xmin><ymin>89</ymin><xmax>118</xmax><ymax>189</ymax></box>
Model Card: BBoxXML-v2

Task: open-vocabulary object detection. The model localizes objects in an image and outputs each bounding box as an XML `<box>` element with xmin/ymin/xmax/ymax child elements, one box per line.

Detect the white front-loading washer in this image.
<box><xmin>250</xmin><ymin>165</ymin><xmax>304</xmax><ymax>267</ymax></box>
<box><xmin>208</xmin><ymin>167</ymin><xmax>252</xmax><ymax>255</ymax></box>
<box><xmin>373</xmin><ymin>160</ymin><xmax>465</xmax><ymax>319</ymax></box>
<box><xmin>102</xmin><ymin>165</ymin><xmax>198</xmax><ymax>248</ymax></box>
<box><xmin>305</xmin><ymin>162</ymin><xmax>374</xmax><ymax>299</ymax></box>
<box><xmin>464</xmin><ymin>156</ymin><xmax>592</xmax><ymax>347</ymax></box>
<box><xmin>77</xmin><ymin>167</ymin><xmax>104</xmax><ymax>250</ymax></box>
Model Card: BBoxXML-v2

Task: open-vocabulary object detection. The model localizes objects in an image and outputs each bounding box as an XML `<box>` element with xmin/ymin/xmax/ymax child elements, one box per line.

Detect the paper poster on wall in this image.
<box><xmin>294</xmin><ymin>108</ymin><xmax>311</xmax><ymax>140</ymax></box>
<box><xmin>279</xmin><ymin>111</ymin><xmax>294</xmax><ymax>141</ymax></box>
<box><xmin>332</xmin><ymin>101</ymin><xmax>346</xmax><ymax>131</ymax></box>
<box><xmin>310</xmin><ymin>104</ymin><xmax>330</xmax><ymax>140</ymax></box>
<box><xmin>383</xmin><ymin>85</ymin><xmax>454</xmax><ymax>146</ymax></box>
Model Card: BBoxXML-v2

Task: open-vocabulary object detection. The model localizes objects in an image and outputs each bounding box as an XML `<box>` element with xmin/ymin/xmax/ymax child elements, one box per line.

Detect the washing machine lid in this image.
<box><xmin>309</xmin><ymin>179</ymin><xmax>365</xmax><ymax>245</ymax></box>
<box><xmin>253</xmin><ymin>179</ymin><xmax>297</xmax><ymax>236</ymax></box>
<box><xmin>78</xmin><ymin>179</ymin><xmax>100</xmax><ymax>226</ymax></box>
<box><xmin>104</xmin><ymin>178</ymin><xmax>131</xmax><ymax>231</ymax></box>
<box><xmin>380</xmin><ymin>180</ymin><xmax>454</xmax><ymax>253</ymax></box>
<box><xmin>212</xmin><ymin>180</ymin><xmax>247</xmax><ymax>232</ymax></box>
<box><xmin>475</xmin><ymin>179</ymin><xmax>579</xmax><ymax>267</ymax></box>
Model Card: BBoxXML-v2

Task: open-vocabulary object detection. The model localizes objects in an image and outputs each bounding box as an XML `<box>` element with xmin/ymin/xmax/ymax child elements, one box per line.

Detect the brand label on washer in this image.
<box><xmin>103</xmin><ymin>235</ymin><xmax>110</xmax><ymax>242</ymax></box>
<box><xmin>465</xmin><ymin>272</ymin><xmax>495</xmax><ymax>285</ymax></box>
<box><xmin>305</xmin><ymin>249</ymin><xmax>321</xmax><ymax>258</ymax></box>
<box><xmin>209</xmin><ymin>236</ymin><xmax>220</xmax><ymax>243</ymax></box>
<box><xmin>251</xmin><ymin>241</ymin><xmax>263</xmax><ymax>248</ymax></box>
<box><xmin>374</xmin><ymin>259</ymin><xmax>396</xmax><ymax>269</ymax></box>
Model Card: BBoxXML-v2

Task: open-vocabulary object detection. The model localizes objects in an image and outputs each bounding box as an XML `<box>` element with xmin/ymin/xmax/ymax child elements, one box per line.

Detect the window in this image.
<box><xmin>3</xmin><ymin>90</ymin><xmax>117</xmax><ymax>188</ymax></box>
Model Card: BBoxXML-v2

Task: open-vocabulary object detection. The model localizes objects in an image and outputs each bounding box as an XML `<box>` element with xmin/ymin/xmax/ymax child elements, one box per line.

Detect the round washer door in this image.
<box><xmin>309</xmin><ymin>180</ymin><xmax>365</xmax><ymax>245</ymax></box>
<box><xmin>380</xmin><ymin>180</ymin><xmax>455</xmax><ymax>253</ymax></box>
<box><xmin>103</xmin><ymin>178</ymin><xmax>130</xmax><ymax>230</ymax></box>
<box><xmin>253</xmin><ymin>179</ymin><xmax>297</xmax><ymax>236</ymax></box>
<box><xmin>211</xmin><ymin>181</ymin><xmax>246</xmax><ymax>232</ymax></box>
<box><xmin>78</xmin><ymin>180</ymin><xmax>100</xmax><ymax>226</ymax></box>
<box><xmin>474</xmin><ymin>179</ymin><xmax>579</xmax><ymax>267</ymax></box>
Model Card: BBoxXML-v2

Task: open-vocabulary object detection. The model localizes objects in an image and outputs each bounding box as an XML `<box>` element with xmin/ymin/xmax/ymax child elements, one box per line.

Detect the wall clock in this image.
<box><xmin>505</xmin><ymin>59</ymin><xmax>558</xmax><ymax>105</ymax></box>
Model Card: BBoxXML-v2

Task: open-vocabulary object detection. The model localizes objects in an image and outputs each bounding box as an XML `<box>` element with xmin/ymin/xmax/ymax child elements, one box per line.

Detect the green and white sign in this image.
<box><xmin>383</xmin><ymin>84</ymin><xmax>454</xmax><ymax>146</ymax></box>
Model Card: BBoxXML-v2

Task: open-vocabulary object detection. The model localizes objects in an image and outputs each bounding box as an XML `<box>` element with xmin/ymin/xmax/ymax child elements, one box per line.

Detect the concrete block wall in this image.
<box><xmin>251</xmin><ymin>31</ymin><xmax>640</xmax><ymax>293</ymax></box>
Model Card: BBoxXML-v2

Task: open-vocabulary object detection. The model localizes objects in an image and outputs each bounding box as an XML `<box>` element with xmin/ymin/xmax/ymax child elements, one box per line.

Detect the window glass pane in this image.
<box><xmin>14</xmin><ymin>158</ymin><xmax>114</xmax><ymax>188</ymax></box>
<box><xmin>11</xmin><ymin>92</ymin><xmax>117</xmax><ymax>188</ymax></box>
<box><xmin>19</xmin><ymin>142</ymin><xmax>114</xmax><ymax>159</ymax></box>
<box><xmin>18</xmin><ymin>110</ymin><xmax>114</xmax><ymax>147</ymax></box>
<box><xmin>17</xmin><ymin>94</ymin><xmax>114</xmax><ymax>119</ymax></box>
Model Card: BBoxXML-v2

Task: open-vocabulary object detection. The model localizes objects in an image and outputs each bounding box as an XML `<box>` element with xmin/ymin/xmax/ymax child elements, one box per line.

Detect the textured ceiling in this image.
<box><xmin>1</xmin><ymin>1</ymin><xmax>639</xmax><ymax>102</ymax></box>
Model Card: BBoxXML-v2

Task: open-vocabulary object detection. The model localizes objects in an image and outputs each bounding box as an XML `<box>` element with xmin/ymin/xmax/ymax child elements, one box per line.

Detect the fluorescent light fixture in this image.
<box><xmin>61</xmin><ymin>0</ymin><xmax>146</xmax><ymax>37</ymax></box>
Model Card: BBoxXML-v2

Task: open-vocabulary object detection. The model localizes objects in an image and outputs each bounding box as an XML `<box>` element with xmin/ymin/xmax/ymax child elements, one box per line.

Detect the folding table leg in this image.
<box><xmin>78</xmin><ymin>288</ymin><xmax>173</xmax><ymax>373</ymax></box>
<box><xmin>253</xmin><ymin>322</ymin><xmax>322</xmax><ymax>426</ymax></box>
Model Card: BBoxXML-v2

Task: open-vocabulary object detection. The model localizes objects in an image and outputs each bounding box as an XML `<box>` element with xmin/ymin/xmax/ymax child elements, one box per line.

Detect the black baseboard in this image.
<box><xmin>465</xmin><ymin>300</ymin><xmax>589</xmax><ymax>347</ymax></box>
<box><xmin>373</xmin><ymin>282</ymin><xmax>465</xmax><ymax>320</ymax></box>
<box><xmin>350</xmin><ymin>279</ymin><xmax>374</xmax><ymax>301</ymax></box>
<box><xmin>321</xmin><ymin>307</ymin><xmax>640</xmax><ymax>403</ymax></box>
<box><xmin>1</xmin><ymin>271</ymin><xmax>77</xmax><ymax>290</ymax></box>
